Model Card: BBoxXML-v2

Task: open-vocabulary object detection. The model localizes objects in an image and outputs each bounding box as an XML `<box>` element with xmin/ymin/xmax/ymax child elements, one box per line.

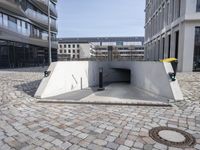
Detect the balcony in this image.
<box><xmin>31</xmin><ymin>0</ymin><xmax>58</xmax><ymax>17</ymax></box>
<box><xmin>0</xmin><ymin>0</ymin><xmax>25</xmax><ymax>17</ymax></box>
<box><xmin>25</xmin><ymin>8</ymin><xmax>57</xmax><ymax>32</ymax></box>
<box><xmin>0</xmin><ymin>22</ymin><xmax>57</xmax><ymax>49</ymax></box>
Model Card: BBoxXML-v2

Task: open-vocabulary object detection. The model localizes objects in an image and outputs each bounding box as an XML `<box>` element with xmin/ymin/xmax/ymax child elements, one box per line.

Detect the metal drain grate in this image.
<box><xmin>149</xmin><ymin>127</ymin><xmax>196</xmax><ymax>148</ymax></box>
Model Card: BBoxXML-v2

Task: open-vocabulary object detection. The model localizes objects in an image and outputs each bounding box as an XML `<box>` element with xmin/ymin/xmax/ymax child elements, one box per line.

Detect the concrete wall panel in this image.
<box><xmin>35</xmin><ymin>61</ymin><xmax>183</xmax><ymax>101</ymax></box>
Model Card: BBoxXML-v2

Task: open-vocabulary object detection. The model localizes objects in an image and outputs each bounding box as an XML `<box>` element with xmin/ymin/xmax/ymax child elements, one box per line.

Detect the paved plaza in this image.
<box><xmin>0</xmin><ymin>67</ymin><xmax>200</xmax><ymax>150</ymax></box>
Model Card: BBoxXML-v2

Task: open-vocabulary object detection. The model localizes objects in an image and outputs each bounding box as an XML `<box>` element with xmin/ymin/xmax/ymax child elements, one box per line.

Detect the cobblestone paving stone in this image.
<box><xmin>177</xmin><ymin>72</ymin><xmax>200</xmax><ymax>101</ymax></box>
<box><xmin>0</xmin><ymin>68</ymin><xmax>200</xmax><ymax>150</ymax></box>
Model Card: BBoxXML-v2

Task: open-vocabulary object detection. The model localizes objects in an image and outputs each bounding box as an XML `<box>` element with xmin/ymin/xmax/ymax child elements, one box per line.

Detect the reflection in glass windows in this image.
<box><xmin>193</xmin><ymin>27</ymin><xmax>200</xmax><ymax>71</ymax></box>
<box><xmin>0</xmin><ymin>40</ymin><xmax>57</xmax><ymax>68</ymax></box>
<box><xmin>0</xmin><ymin>12</ymin><xmax>55</xmax><ymax>41</ymax></box>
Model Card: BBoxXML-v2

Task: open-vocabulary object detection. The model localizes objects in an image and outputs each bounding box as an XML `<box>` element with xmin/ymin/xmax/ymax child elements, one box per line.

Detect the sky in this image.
<box><xmin>57</xmin><ymin>0</ymin><xmax>145</xmax><ymax>38</ymax></box>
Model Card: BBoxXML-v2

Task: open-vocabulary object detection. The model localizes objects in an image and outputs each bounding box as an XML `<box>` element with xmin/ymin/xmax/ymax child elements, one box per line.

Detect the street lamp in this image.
<box><xmin>48</xmin><ymin>0</ymin><xmax>52</xmax><ymax>64</ymax></box>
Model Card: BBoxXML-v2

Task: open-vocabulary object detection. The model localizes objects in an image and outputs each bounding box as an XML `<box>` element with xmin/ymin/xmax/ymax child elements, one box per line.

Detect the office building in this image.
<box><xmin>57</xmin><ymin>42</ymin><xmax>91</xmax><ymax>61</ymax></box>
<box><xmin>58</xmin><ymin>37</ymin><xmax>144</xmax><ymax>61</ymax></box>
<box><xmin>0</xmin><ymin>0</ymin><xmax>58</xmax><ymax>68</ymax></box>
<box><xmin>145</xmin><ymin>0</ymin><xmax>200</xmax><ymax>71</ymax></box>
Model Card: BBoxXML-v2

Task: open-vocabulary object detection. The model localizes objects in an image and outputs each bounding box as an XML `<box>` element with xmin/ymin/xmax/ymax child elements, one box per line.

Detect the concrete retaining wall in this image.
<box><xmin>35</xmin><ymin>61</ymin><xmax>183</xmax><ymax>101</ymax></box>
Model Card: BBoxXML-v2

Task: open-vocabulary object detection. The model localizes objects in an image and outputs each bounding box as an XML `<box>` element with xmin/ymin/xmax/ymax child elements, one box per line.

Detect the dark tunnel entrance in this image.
<box><xmin>110</xmin><ymin>68</ymin><xmax>131</xmax><ymax>84</ymax></box>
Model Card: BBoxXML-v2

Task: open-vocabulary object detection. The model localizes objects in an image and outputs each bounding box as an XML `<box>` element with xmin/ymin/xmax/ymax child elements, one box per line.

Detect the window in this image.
<box><xmin>177</xmin><ymin>0</ymin><xmax>181</xmax><ymax>18</ymax></box>
<box><xmin>64</xmin><ymin>50</ymin><xmax>66</xmax><ymax>53</ymax></box>
<box><xmin>68</xmin><ymin>44</ymin><xmax>71</xmax><ymax>48</ymax></box>
<box><xmin>77</xmin><ymin>55</ymin><xmax>80</xmax><ymax>59</ymax></box>
<box><xmin>3</xmin><ymin>14</ymin><xmax>8</xmax><ymax>27</ymax></box>
<box><xmin>22</xmin><ymin>21</ymin><xmax>26</xmax><ymax>35</ymax></box>
<box><xmin>162</xmin><ymin>37</ymin><xmax>165</xmax><ymax>59</ymax></box>
<box><xmin>68</xmin><ymin>50</ymin><xmax>71</xmax><ymax>53</ymax></box>
<box><xmin>73</xmin><ymin>44</ymin><xmax>75</xmax><ymax>48</ymax></box>
<box><xmin>8</xmin><ymin>16</ymin><xmax>17</xmax><ymax>31</ymax></box>
<box><xmin>73</xmin><ymin>50</ymin><xmax>75</xmax><ymax>53</ymax></box>
<box><xmin>197</xmin><ymin>0</ymin><xmax>200</xmax><ymax>12</ymax></box>
<box><xmin>175</xmin><ymin>31</ymin><xmax>179</xmax><ymax>59</ymax></box>
<box><xmin>77</xmin><ymin>50</ymin><xmax>80</xmax><ymax>53</ymax></box>
<box><xmin>77</xmin><ymin>44</ymin><xmax>80</xmax><ymax>48</ymax></box>
<box><xmin>17</xmin><ymin>20</ymin><xmax>21</xmax><ymax>33</ymax></box>
<box><xmin>193</xmin><ymin>27</ymin><xmax>200</xmax><ymax>71</ymax></box>
<box><xmin>60</xmin><ymin>45</ymin><xmax>62</xmax><ymax>48</ymax></box>
<box><xmin>73</xmin><ymin>55</ymin><xmax>75</xmax><ymax>58</ymax></box>
<box><xmin>60</xmin><ymin>50</ymin><xmax>62</xmax><ymax>53</ymax></box>
<box><xmin>0</xmin><ymin>13</ymin><xmax>2</xmax><ymax>25</ymax></box>
<box><xmin>168</xmin><ymin>35</ymin><xmax>171</xmax><ymax>58</ymax></box>
<box><xmin>64</xmin><ymin>44</ymin><xmax>66</xmax><ymax>48</ymax></box>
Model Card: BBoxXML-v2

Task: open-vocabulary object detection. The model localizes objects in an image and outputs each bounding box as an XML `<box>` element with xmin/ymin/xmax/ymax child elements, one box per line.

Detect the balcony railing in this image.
<box><xmin>34</xmin><ymin>0</ymin><xmax>58</xmax><ymax>17</ymax></box>
<box><xmin>25</xmin><ymin>8</ymin><xmax>57</xmax><ymax>31</ymax></box>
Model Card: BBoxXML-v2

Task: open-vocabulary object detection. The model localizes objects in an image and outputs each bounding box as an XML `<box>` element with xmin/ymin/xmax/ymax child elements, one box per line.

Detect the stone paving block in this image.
<box><xmin>117</xmin><ymin>145</ymin><xmax>130</xmax><ymax>150</ymax></box>
<box><xmin>134</xmin><ymin>142</ymin><xmax>143</xmax><ymax>149</ymax></box>
<box><xmin>106</xmin><ymin>142</ymin><xmax>119</xmax><ymax>150</ymax></box>
<box><xmin>168</xmin><ymin>147</ymin><xmax>183</xmax><ymax>150</ymax></box>
<box><xmin>52</xmin><ymin>139</ymin><xmax>63</xmax><ymax>146</ymax></box>
<box><xmin>124</xmin><ymin>140</ymin><xmax>134</xmax><ymax>147</ymax></box>
<box><xmin>33</xmin><ymin>147</ymin><xmax>45</xmax><ymax>150</ymax></box>
<box><xmin>115</xmin><ymin>138</ymin><xmax>126</xmax><ymax>145</ymax></box>
<box><xmin>88</xmin><ymin>143</ymin><xmax>103</xmax><ymax>150</ymax></box>
<box><xmin>77</xmin><ymin>133</ymin><xmax>88</xmax><ymax>139</ymax></box>
<box><xmin>93</xmin><ymin>139</ymin><xmax>107</xmax><ymax>146</ymax></box>
<box><xmin>78</xmin><ymin>140</ymin><xmax>90</xmax><ymax>148</ymax></box>
<box><xmin>1</xmin><ymin>144</ymin><xmax>11</xmax><ymax>150</ymax></box>
<box><xmin>154</xmin><ymin>143</ymin><xmax>167</xmax><ymax>150</ymax></box>
<box><xmin>60</xmin><ymin>141</ymin><xmax>72</xmax><ymax>149</ymax></box>
<box><xmin>41</xmin><ymin>142</ymin><xmax>53</xmax><ymax>149</ymax></box>
<box><xmin>143</xmin><ymin>144</ymin><xmax>153</xmax><ymax>150</ymax></box>
<box><xmin>195</xmin><ymin>144</ymin><xmax>200</xmax><ymax>150</ymax></box>
<box><xmin>105</xmin><ymin>135</ymin><xmax>116</xmax><ymax>142</ymax></box>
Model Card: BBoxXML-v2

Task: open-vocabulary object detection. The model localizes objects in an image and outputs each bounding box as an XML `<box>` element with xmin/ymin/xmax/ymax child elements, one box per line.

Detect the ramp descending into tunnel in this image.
<box><xmin>35</xmin><ymin>61</ymin><xmax>183</xmax><ymax>102</ymax></box>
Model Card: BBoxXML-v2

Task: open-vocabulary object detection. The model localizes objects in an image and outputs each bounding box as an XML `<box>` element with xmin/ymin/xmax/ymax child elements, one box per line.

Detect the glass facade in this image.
<box><xmin>193</xmin><ymin>27</ymin><xmax>200</xmax><ymax>71</ymax></box>
<box><xmin>0</xmin><ymin>12</ymin><xmax>56</xmax><ymax>41</ymax></box>
<box><xmin>0</xmin><ymin>40</ymin><xmax>57</xmax><ymax>68</ymax></box>
<box><xmin>0</xmin><ymin>0</ymin><xmax>58</xmax><ymax>68</ymax></box>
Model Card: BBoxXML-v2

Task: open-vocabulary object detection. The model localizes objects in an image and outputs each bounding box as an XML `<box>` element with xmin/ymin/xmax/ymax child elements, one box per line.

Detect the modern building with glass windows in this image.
<box><xmin>0</xmin><ymin>0</ymin><xmax>58</xmax><ymax>68</ymax></box>
<box><xmin>58</xmin><ymin>37</ymin><xmax>144</xmax><ymax>61</ymax></box>
<box><xmin>144</xmin><ymin>0</ymin><xmax>200</xmax><ymax>72</ymax></box>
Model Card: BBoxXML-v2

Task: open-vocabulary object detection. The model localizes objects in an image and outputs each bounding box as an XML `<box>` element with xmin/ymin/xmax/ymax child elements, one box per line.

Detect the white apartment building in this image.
<box><xmin>58</xmin><ymin>37</ymin><xmax>144</xmax><ymax>61</ymax></box>
<box><xmin>57</xmin><ymin>42</ymin><xmax>91</xmax><ymax>60</ymax></box>
<box><xmin>145</xmin><ymin>0</ymin><xmax>200</xmax><ymax>72</ymax></box>
<box><xmin>90</xmin><ymin>44</ymin><xmax>144</xmax><ymax>61</ymax></box>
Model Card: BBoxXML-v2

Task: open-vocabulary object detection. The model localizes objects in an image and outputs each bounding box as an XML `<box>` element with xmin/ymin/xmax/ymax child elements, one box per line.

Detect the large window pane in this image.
<box><xmin>8</xmin><ymin>16</ymin><xmax>17</xmax><ymax>31</ymax></box>
<box><xmin>3</xmin><ymin>14</ymin><xmax>8</xmax><ymax>27</ymax></box>
<box><xmin>197</xmin><ymin>0</ymin><xmax>200</xmax><ymax>12</ymax></box>
<box><xmin>193</xmin><ymin>27</ymin><xmax>200</xmax><ymax>71</ymax></box>
<box><xmin>17</xmin><ymin>19</ymin><xmax>22</xmax><ymax>33</ymax></box>
<box><xmin>0</xmin><ymin>13</ymin><xmax>2</xmax><ymax>26</ymax></box>
<box><xmin>22</xmin><ymin>21</ymin><xmax>26</xmax><ymax>35</ymax></box>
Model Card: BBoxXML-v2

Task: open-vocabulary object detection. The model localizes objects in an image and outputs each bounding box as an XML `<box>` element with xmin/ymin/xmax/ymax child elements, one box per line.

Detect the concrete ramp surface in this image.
<box><xmin>45</xmin><ymin>83</ymin><xmax>168</xmax><ymax>103</ymax></box>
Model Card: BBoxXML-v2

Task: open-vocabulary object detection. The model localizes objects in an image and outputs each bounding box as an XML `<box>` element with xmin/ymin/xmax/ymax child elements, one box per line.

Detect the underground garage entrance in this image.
<box><xmin>108</xmin><ymin>68</ymin><xmax>131</xmax><ymax>84</ymax></box>
<box><xmin>45</xmin><ymin>67</ymin><xmax>168</xmax><ymax>104</ymax></box>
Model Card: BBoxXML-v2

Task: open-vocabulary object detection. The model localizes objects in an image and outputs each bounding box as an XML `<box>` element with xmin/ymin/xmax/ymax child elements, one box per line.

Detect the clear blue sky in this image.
<box><xmin>57</xmin><ymin>0</ymin><xmax>145</xmax><ymax>38</ymax></box>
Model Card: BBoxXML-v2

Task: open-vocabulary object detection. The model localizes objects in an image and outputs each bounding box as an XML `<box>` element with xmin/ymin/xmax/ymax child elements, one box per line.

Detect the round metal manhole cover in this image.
<box><xmin>149</xmin><ymin>127</ymin><xmax>196</xmax><ymax>148</ymax></box>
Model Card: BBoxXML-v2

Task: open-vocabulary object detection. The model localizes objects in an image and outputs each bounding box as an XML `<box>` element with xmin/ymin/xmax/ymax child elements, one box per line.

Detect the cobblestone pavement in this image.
<box><xmin>177</xmin><ymin>72</ymin><xmax>200</xmax><ymax>101</ymax></box>
<box><xmin>0</xmin><ymin>68</ymin><xmax>200</xmax><ymax>150</ymax></box>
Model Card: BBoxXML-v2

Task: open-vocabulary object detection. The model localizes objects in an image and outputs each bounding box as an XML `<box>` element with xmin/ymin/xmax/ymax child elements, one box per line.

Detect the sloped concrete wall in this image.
<box><xmin>110</xmin><ymin>61</ymin><xmax>183</xmax><ymax>100</ymax></box>
<box><xmin>35</xmin><ymin>61</ymin><xmax>183</xmax><ymax>100</ymax></box>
